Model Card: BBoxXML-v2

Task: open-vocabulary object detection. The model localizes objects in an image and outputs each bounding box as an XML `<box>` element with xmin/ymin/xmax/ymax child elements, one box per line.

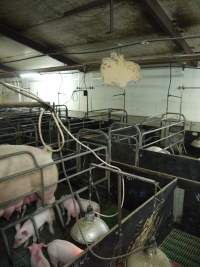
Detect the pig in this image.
<box><xmin>28</xmin><ymin>243</ymin><xmax>50</xmax><ymax>267</ymax></box>
<box><xmin>0</xmin><ymin>193</ymin><xmax>41</xmax><ymax>220</ymax></box>
<box><xmin>47</xmin><ymin>239</ymin><xmax>83</xmax><ymax>267</ymax></box>
<box><xmin>13</xmin><ymin>208</ymin><xmax>55</xmax><ymax>248</ymax></box>
<box><xmin>61</xmin><ymin>195</ymin><xmax>100</xmax><ymax>225</ymax></box>
<box><xmin>0</xmin><ymin>145</ymin><xmax>58</xmax><ymax>219</ymax></box>
<box><xmin>146</xmin><ymin>146</ymin><xmax>170</xmax><ymax>154</ymax></box>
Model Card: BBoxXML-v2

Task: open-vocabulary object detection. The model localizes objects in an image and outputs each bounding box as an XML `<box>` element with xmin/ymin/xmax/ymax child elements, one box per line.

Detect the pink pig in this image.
<box><xmin>13</xmin><ymin>208</ymin><xmax>55</xmax><ymax>248</ymax></box>
<box><xmin>61</xmin><ymin>195</ymin><xmax>100</xmax><ymax>225</ymax></box>
<box><xmin>0</xmin><ymin>193</ymin><xmax>40</xmax><ymax>221</ymax></box>
<box><xmin>47</xmin><ymin>239</ymin><xmax>83</xmax><ymax>267</ymax></box>
<box><xmin>1</xmin><ymin>200</ymin><xmax>23</xmax><ymax>220</ymax></box>
<box><xmin>28</xmin><ymin>243</ymin><xmax>50</xmax><ymax>267</ymax></box>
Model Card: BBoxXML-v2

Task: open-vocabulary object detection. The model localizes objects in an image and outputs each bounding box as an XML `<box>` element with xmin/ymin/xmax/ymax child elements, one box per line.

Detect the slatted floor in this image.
<box><xmin>161</xmin><ymin>229</ymin><xmax>200</xmax><ymax>267</ymax></box>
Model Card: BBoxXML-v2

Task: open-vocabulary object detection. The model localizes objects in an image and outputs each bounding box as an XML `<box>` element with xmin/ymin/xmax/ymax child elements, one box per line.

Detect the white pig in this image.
<box><xmin>0</xmin><ymin>145</ymin><xmax>58</xmax><ymax>219</ymax></box>
<box><xmin>47</xmin><ymin>239</ymin><xmax>83</xmax><ymax>267</ymax></box>
<box><xmin>61</xmin><ymin>195</ymin><xmax>100</xmax><ymax>225</ymax></box>
<box><xmin>146</xmin><ymin>146</ymin><xmax>170</xmax><ymax>154</ymax></box>
<box><xmin>13</xmin><ymin>208</ymin><xmax>55</xmax><ymax>248</ymax></box>
<box><xmin>28</xmin><ymin>243</ymin><xmax>50</xmax><ymax>267</ymax></box>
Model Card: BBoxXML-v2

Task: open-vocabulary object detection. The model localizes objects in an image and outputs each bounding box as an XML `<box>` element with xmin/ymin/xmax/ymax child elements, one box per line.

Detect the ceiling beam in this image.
<box><xmin>0</xmin><ymin>23</ymin><xmax>76</xmax><ymax>66</ymax></box>
<box><xmin>1</xmin><ymin>52</ymin><xmax>200</xmax><ymax>78</ymax></box>
<box><xmin>63</xmin><ymin>0</ymin><xmax>108</xmax><ymax>17</ymax></box>
<box><xmin>0</xmin><ymin>63</ymin><xmax>16</xmax><ymax>72</ymax></box>
<box><xmin>141</xmin><ymin>0</ymin><xmax>193</xmax><ymax>54</ymax></box>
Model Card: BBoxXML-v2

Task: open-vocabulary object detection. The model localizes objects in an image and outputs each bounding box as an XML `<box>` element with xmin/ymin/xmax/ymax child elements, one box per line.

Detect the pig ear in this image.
<box><xmin>39</xmin><ymin>243</ymin><xmax>47</xmax><ymax>249</ymax></box>
<box><xmin>22</xmin><ymin>230</ymin><xmax>28</xmax><ymax>236</ymax></box>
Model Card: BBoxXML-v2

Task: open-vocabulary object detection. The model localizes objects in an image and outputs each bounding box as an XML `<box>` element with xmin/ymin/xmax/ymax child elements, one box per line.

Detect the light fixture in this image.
<box><xmin>191</xmin><ymin>137</ymin><xmax>200</xmax><ymax>148</ymax></box>
<box><xmin>70</xmin><ymin>206</ymin><xmax>109</xmax><ymax>245</ymax></box>
<box><xmin>126</xmin><ymin>237</ymin><xmax>172</xmax><ymax>267</ymax></box>
<box><xmin>20</xmin><ymin>72</ymin><xmax>41</xmax><ymax>80</ymax></box>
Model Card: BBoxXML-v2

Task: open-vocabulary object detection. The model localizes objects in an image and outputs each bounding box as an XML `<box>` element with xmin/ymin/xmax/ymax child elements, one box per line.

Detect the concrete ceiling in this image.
<box><xmin>0</xmin><ymin>0</ymin><xmax>200</xmax><ymax>74</ymax></box>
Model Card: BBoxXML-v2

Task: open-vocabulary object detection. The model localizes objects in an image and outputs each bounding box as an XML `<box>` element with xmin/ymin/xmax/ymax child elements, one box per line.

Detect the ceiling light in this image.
<box><xmin>70</xmin><ymin>206</ymin><xmax>109</xmax><ymax>245</ymax></box>
<box><xmin>191</xmin><ymin>137</ymin><xmax>200</xmax><ymax>148</ymax></box>
<box><xmin>20</xmin><ymin>72</ymin><xmax>41</xmax><ymax>80</ymax></box>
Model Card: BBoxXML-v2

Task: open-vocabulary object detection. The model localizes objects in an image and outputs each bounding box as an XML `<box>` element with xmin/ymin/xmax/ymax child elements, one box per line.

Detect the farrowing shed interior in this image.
<box><xmin>0</xmin><ymin>1</ymin><xmax>200</xmax><ymax>267</ymax></box>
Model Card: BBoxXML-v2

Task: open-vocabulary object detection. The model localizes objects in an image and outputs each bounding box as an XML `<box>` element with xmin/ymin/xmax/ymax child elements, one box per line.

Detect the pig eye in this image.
<box><xmin>22</xmin><ymin>230</ymin><xmax>28</xmax><ymax>236</ymax></box>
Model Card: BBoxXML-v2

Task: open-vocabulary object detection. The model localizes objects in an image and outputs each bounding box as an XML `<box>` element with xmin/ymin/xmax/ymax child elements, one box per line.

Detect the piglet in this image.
<box><xmin>13</xmin><ymin>208</ymin><xmax>55</xmax><ymax>248</ymax></box>
<box><xmin>0</xmin><ymin>200</ymin><xmax>23</xmax><ymax>220</ymax></box>
<box><xmin>28</xmin><ymin>243</ymin><xmax>50</xmax><ymax>267</ymax></box>
<box><xmin>47</xmin><ymin>239</ymin><xmax>83</xmax><ymax>267</ymax></box>
<box><xmin>0</xmin><ymin>193</ymin><xmax>41</xmax><ymax>220</ymax></box>
<box><xmin>61</xmin><ymin>195</ymin><xmax>100</xmax><ymax>225</ymax></box>
<box><xmin>61</xmin><ymin>196</ymin><xmax>80</xmax><ymax>225</ymax></box>
<box><xmin>79</xmin><ymin>197</ymin><xmax>100</xmax><ymax>215</ymax></box>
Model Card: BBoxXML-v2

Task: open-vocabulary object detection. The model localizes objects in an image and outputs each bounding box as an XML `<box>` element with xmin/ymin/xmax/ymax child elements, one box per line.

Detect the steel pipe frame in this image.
<box><xmin>0</xmin><ymin>102</ymin><xmax>50</xmax><ymax>108</ymax></box>
<box><xmin>0</xmin><ymin>145</ymin><xmax>107</xmax><ymax>209</ymax></box>
<box><xmin>0</xmin><ymin>138</ymin><xmax>108</xmax><ymax>264</ymax></box>
<box><xmin>109</xmin><ymin>122</ymin><xmax>142</xmax><ymax>165</ymax></box>
<box><xmin>0</xmin><ymin>166</ymin><xmax>108</xmax><ymax>266</ymax></box>
<box><xmin>68</xmin><ymin>177</ymin><xmax>177</xmax><ymax>267</ymax></box>
<box><xmin>140</xmin><ymin>120</ymin><xmax>185</xmax><ymax>148</ymax></box>
<box><xmin>0</xmin><ymin>118</ymin><xmax>46</xmax><ymax>146</ymax></box>
<box><xmin>108</xmin><ymin>113</ymin><xmax>186</xmax><ymax>167</ymax></box>
<box><xmin>69</xmin><ymin>119</ymin><xmax>103</xmax><ymax>133</ymax></box>
<box><xmin>77</xmin><ymin>128</ymin><xmax>111</xmax><ymax>192</ymax></box>
<box><xmin>91</xmin><ymin>163</ymin><xmax>158</xmax><ymax>186</ymax></box>
<box><xmin>87</xmin><ymin>108</ymin><xmax>128</xmax><ymax>123</ymax></box>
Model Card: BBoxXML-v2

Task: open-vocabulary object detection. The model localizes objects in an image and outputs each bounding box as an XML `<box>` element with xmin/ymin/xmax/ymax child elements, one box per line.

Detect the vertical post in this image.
<box><xmin>109</xmin><ymin>0</ymin><xmax>114</xmax><ymax>33</ymax></box>
<box><xmin>86</xmin><ymin>91</ymin><xmax>89</xmax><ymax>118</ymax></box>
<box><xmin>117</xmin><ymin>173</ymin><xmax>122</xmax><ymax>236</ymax></box>
<box><xmin>123</xmin><ymin>89</ymin><xmax>126</xmax><ymax>111</ymax></box>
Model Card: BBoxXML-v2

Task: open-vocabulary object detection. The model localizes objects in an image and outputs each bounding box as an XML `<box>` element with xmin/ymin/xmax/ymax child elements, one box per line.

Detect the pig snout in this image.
<box><xmin>47</xmin><ymin>239</ymin><xmax>83</xmax><ymax>267</ymax></box>
<box><xmin>13</xmin><ymin>224</ymin><xmax>30</xmax><ymax>248</ymax></box>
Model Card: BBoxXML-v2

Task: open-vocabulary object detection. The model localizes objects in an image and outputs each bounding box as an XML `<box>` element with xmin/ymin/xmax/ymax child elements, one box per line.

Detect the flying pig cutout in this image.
<box><xmin>100</xmin><ymin>53</ymin><xmax>141</xmax><ymax>88</ymax></box>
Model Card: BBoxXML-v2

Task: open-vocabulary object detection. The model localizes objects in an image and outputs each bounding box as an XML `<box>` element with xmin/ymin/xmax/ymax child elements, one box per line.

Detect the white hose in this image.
<box><xmin>38</xmin><ymin>110</ymin><xmax>65</xmax><ymax>152</ymax></box>
<box><xmin>54</xmin><ymin>113</ymin><xmax>125</xmax><ymax>217</ymax></box>
<box><xmin>0</xmin><ymin>81</ymin><xmax>125</xmax><ymax>218</ymax></box>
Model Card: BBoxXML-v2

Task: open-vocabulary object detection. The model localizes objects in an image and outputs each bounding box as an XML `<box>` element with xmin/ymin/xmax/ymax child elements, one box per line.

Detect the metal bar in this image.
<box><xmin>1</xmin><ymin>176</ymin><xmax>108</xmax><ymax>231</ymax></box>
<box><xmin>181</xmin><ymin>86</ymin><xmax>200</xmax><ymax>90</ymax></box>
<box><xmin>117</xmin><ymin>173</ymin><xmax>122</xmax><ymax>236</ymax></box>
<box><xmin>141</xmin><ymin>121</ymin><xmax>184</xmax><ymax>137</ymax></box>
<box><xmin>0</xmin><ymin>102</ymin><xmax>50</xmax><ymax>108</ymax></box>
<box><xmin>168</xmin><ymin>95</ymin><xmax>181</xmax><ymax>99</ymax></box>
<box><xmin>3</xmin><ymin>52</ymin><xmax>200</xmax><ymax>78</ymax></box>
<box><xmin>0</xmin><ymin>147</ymin><xmax>107</xmax><ymax>209</ymax></box>
<box><xmin>0</xmin><ymin>145</ymin><xmax>106</xmax><ymax>184</ymax></box>
<box><xmin>63</xmin><ymin>0</ymin><xmax>107</xmax><ymax>16</ymax></box>
<box><xmin>142</xmin><ymin>130</ymin><xmax>185</xmax><ymax>149</ymax></box>
<box><xmin>91</xmin><ymin>163</ymin><xmax>157</xmax><ymax>185</ymax></box>
<box><xmin>141</xmin><ymin>0</ymin><xmax>193</xmax><ymax>55</ymax></box>
<box><xmin>109</xmin><ymin>0</ymin><xmax>114</xmax><ymax>33</ymax></box>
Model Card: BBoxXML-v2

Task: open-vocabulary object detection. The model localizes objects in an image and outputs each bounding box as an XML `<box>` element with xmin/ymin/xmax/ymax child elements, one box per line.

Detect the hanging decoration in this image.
<box><xmin>100</xmin><ymin>52</ymin><xmax>141</xmax><ymax>88</ymax></box>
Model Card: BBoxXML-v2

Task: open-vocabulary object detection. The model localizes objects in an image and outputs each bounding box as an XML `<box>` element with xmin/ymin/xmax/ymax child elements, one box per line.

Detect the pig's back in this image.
<box><xmin>0</xmin><ymin>145</ymin><xmax>58</xmax><ymax>204</ymax></box>
<box><xmin>48</xmin><ymin>239</ymin><xmax>82</xmax><ymax>264</ymax></box>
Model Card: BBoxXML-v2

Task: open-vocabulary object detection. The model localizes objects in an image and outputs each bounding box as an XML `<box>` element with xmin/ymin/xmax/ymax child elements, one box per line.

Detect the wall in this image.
<box><xmin>1</xmin><ymin>66</ymin><xmax>200</xmax><ymax>123</ymax></box>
